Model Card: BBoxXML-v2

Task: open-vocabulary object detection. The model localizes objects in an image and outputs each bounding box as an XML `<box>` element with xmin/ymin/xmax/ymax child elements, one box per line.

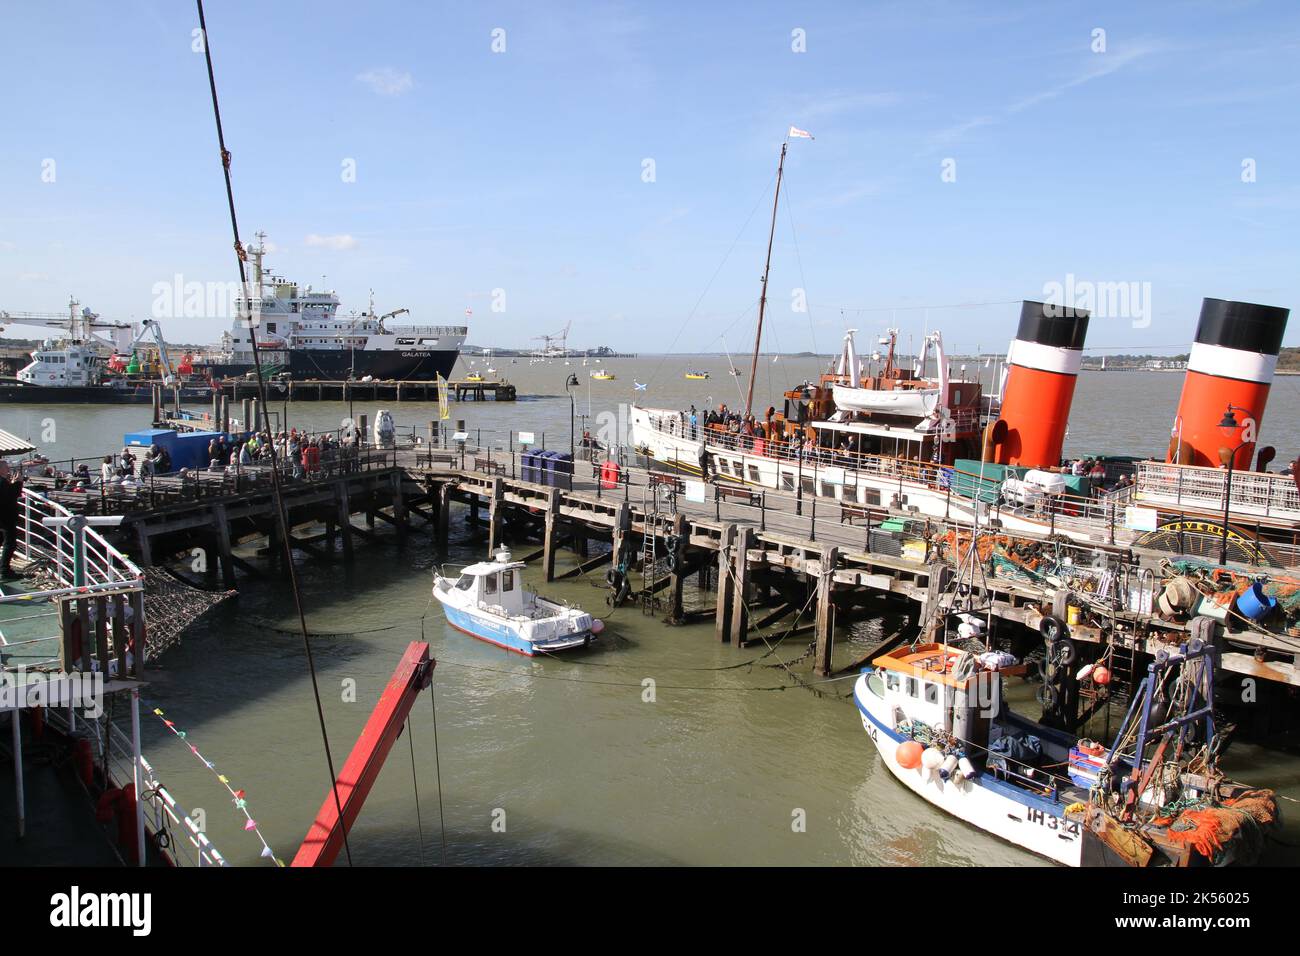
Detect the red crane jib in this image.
<box><xmin>292</xmin><ymin>641</ymin><xmax>435</xmax><ymax>867</ymax></box>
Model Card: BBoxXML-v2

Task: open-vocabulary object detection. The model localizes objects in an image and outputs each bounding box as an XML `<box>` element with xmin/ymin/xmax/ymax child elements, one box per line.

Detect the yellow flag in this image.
<box><xmin>437</xmin><ymin>373</ymin><xmax>450</xmax><ymax>421</ymax></box>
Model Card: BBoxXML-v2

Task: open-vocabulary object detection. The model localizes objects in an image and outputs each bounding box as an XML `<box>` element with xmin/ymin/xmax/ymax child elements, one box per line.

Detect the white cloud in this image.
<box><xmin>305</xmin><ymin>233</ymin><xmax>359</xmax><ymax>251</ymax></box>
<box><xmin>355</xmin><ymin>67</ymin><xmax>413</xmax><ymax>96</ymax></box>
<box><xmin>17</xmin><ymin>271</ymin><xmax>50</xmax><ymax>281</ymax></box>
<box><xmin>0</xmin><ymin>241</ymin><xmax>16</xmax><ymax>252</ymax></box>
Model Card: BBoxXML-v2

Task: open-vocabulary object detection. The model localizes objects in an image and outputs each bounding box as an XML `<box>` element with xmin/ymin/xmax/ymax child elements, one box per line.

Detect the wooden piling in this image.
<box><xmin>715</xmin><ymin>524</ymin><xmax>736</xmax><ymax>642</ymax></box>
<box><xmin>487</xmin><ymin>476</ymin><xmax>505</xmax><ymax>553</ymax></box>
<box><xmin>335</xmin><ymin>482</ymin><xmax>354</xmax><ymax>561</ymax></box>
<box><xmin>542</xmin><ymin>487</ymin><xmax>562</xmax><ymax>582</ymax></box>
<box><xmin>814</xmin><ymin>546</ymin><xmax>839</xmax><ymax>676</ymax></box>
<box><xmin>730</xmin><ymin>525</ymin><xmax>754</xmax><ymax>646</ymax></box>
<box><xmin>211</xmin><ymin>503</ymin><xmax>237</xmax><ymax>589</ymax></box>
<box><xmin>436</xmin><ymin>483</ymin><xmax>451</xmax><ymax>552</ymax></box>
<box><xmin>667</xmin><ymin>512</ymin><xmax>688</xmax><ymax>623</ymax></box>
<box><xmin>390</xmin><ymin>471</ymin><xmax>409</xmax><ymax>542</ymax></box>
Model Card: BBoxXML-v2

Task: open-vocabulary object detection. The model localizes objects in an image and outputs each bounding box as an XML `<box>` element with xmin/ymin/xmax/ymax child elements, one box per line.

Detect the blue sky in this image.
<box><xmin>1</xmin><ymin>0</ymin><xmax>1297</xmax><ymax>355</ymax></box>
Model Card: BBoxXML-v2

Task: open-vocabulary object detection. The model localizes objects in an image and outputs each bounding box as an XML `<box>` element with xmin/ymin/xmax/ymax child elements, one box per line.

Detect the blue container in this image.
<box><xmin>524</xmin><ymin>449</ymin><xmax>546</xmax><ymax>485</ymax></box>
<box><xmin>549</xmin><ymin>452</ymin><xmax>573</xmax><ymax>487</ymax></box>
<box><xmin>1236</xmin><ymin>582</ymin><xmax>1277</xmax><ymax>621</ymax></box>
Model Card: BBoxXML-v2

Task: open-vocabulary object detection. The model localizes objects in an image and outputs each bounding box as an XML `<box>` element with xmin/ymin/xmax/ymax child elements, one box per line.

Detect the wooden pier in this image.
<box><xmin>26</xmin><ymin>438</ymin><xmax>1300</xmax><ymax>743</ymax></box>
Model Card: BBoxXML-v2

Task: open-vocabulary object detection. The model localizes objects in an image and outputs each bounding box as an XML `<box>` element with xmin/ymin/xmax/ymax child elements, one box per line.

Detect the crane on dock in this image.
<box><xmin>532</xmin><ymin>320</ymin><xmax>571</xmax><ymax>359</ymax></box>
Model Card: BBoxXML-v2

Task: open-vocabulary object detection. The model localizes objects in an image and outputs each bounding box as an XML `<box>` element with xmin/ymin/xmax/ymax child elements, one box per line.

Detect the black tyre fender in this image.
<box><xmin>1039</xmin><ymin>614</ymin><xmax>1068</xmax><ymax>643</ymax></box>
<box><xmin>1035</xmin><ymin>682</ymin><xmax>1059</xmax><ymax>709</ymax></box>
<box><xmin>1052</xmin><ymin>639</ymin><xmax>1077</xmax><ymax>667</ymax></box>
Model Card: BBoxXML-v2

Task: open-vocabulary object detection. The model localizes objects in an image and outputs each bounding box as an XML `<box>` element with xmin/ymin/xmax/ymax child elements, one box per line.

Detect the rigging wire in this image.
<box><xmin>195</xmin><ymin>0</ymin><xmax>352</xmax><ymax>865</ymax></box>
<box><xmin>406</xmin><ymin>717</ymin><xmax>426</xmax><ymax>867</ymax></box>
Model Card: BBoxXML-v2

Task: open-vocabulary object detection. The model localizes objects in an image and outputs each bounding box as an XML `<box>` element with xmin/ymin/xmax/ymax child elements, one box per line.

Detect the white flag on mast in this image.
<box><xmin>788</xmin><ymin>125</ymin><xmax>814</xmax><ymax>140</ymax></box>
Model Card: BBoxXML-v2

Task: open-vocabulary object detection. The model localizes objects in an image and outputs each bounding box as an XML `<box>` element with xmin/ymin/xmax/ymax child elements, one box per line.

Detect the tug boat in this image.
<box><xmin>853</xmin><ymin>640</ymin><xmax>1277</xmax><ymax>867</ymax></box>
<box><xmin>432</xmin><ymin>551</ymin><xmax>603</xmax><ymax>656</ymax></box>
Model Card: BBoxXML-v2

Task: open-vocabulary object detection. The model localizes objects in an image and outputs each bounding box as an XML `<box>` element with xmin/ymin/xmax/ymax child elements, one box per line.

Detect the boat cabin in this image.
<box><xmin>450</xmin><ymin>556</ymin><xmax>527</xmax><ymax>614</ymax></box>
<box><xmin>870</xmin><ymin>643</ymin><xmax>1024</xmax><ymax>752</ymax></box>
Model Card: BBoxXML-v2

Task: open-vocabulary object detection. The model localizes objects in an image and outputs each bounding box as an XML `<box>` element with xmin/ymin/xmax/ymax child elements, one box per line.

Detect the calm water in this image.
<box><xmin>2</xmin><ymin>360</ymin><xmax>1297</xmax><ymax>866</ymax></box>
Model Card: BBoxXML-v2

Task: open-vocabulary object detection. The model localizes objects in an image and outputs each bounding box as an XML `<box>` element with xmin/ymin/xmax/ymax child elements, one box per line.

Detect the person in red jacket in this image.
<box><xmin>302</xmin><ymin>440</ymin><xmax>321</xmax><ymax>476</ymax></box>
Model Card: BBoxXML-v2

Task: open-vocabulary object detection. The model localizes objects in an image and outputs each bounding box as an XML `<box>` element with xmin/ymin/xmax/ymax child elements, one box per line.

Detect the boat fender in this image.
<box><xmin>605</xmin><ymin>568</ymin><xmax>624</xmax><ymax>589</ymax></box>
<box><xmin>1076</xmin><ymin>663</ymin><xmax>1095</xmax><ymax>682</ymax></box>
<box><xmin>896</xmin><ymin>741</ymin><xmax>924</xmax><ymax>770</ymax></box>
<box><xmin>1035</xmin><ymin>682</ymin><xmax>1059</xmax><ymax>708</ymax></box>
<box><xmin>1039</xmin><ymin>614</ymin><xmax>1068</xmax><ymax>643</ymax></box>
<box><xmin>939</xmin><ymin>754</ymin><xmax>959</xmax><ymax>780</ymax></box>
<box><xmin>921</xmin><ymin>747</ymin><xmax>945</xmax><ymax>773</ymax></box>
<box><xmin>591</xmin><ymin>619</ymin><xmax>605</xmax><ymax>635</ymax></box>
<box><xmin>957</xmin><ymin>756</ymin><xmax>976</xmax><ymax>781</ymax></box>
<box><xmin>1091</xmin><ymin>665</ymin><xmax>1111</xmax><ymax>686</ymax></box>
<box><xmin>1052</xmin><ymin>639</ymin><xmax>1076</xmax><ymax>667</ymax></box>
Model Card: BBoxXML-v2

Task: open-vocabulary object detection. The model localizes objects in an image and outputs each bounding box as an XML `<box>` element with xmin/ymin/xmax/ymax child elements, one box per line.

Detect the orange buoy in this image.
<box><xmin>896</xmin><ymin>740</ymin><xmax>923</xmax><ymax>770</ymax></box>
<box><xmin>1092</xmin><ymin>665</ymin><xmax>1112</xmax><ymax>686</ymax></box>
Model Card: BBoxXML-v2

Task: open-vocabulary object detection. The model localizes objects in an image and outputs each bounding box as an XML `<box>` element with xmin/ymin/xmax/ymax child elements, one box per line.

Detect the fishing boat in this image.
<box><xmin>432</xmin><ymin>551</ymin><xmax>604</xmax><ymax>656</ymax></box>
<box><xmin>464</xmin><ymin>371</ymin><xmax>485</xmax><ymax>383</ymax></box>
<box><xmin>590</xmin><ymin>368</ymin><xmax>615</xmax><ymax>381</ymax></box>
<box><xmin>852</xmin><ymin>639</ymin><xmax>1276</xmax><ymax>866</ymax></box>
<box><xmin>685</xmin><ymin>370</ymin><xmax>710</xmax><ymax>380</ymax></box>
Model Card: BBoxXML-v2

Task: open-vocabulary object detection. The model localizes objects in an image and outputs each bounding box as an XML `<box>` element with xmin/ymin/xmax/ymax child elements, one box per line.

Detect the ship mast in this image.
<box><xmin>744</xmin><ymin>141</ymin><xmax>787</xmax><ymax>419</ymax></box>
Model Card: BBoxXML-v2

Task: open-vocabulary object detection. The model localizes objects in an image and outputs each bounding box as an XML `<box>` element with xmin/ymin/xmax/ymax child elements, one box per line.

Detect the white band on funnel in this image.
<box><xmin>1007</xmin><ymin>339</ymin><xmax>1082</xmax><ymax>376</ymax></box>
<box><xmin>1187</xmin><ymin>341</ymin><xmax>1276</xmax><ymax>384</ymax></box>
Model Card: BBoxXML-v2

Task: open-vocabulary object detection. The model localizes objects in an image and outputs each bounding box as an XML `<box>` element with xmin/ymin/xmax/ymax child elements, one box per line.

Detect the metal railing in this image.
<box><xmin>1136</xmin><ymin>459</ymin><xmax>1300</xmax><ymax>522</ymax></box>
<box><xmin>43</xmin><ymin>705</ymin><xmax>228</xmax><ymax>867</ymax></box>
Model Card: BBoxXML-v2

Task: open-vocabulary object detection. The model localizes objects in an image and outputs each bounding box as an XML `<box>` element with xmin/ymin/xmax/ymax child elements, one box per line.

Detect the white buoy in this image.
<box><xmin>958</xmin><ymin>756</ymin><xmax>976</xmax><ymax>781</ymax></box>
<box><xmin>939</xmin><ymin>754</ymin><xmax>959</xmax><ymax>780</ymax></box>
<box><xmin>1076</xmin><ymin>663</ymin><xmax>1095</xmax><ymax>682</ymax></box>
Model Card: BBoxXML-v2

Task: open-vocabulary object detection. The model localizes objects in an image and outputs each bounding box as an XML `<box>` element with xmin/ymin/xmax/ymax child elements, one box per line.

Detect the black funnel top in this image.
<box><xmin>1194</xmin><ymin>298</ymin><xmax>1289</xmax><ymax>355</ymax></box>
<box><xmin>1017</xmin><ymin>300</ymin><xmax>1090</xmax><ymax>350</ymax></box>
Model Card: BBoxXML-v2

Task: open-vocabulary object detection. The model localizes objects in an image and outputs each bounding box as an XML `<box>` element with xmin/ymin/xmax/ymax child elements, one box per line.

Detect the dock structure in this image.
<box><xmin>215</xmin><ymin>377</ymin><xmax>516</xmax><ymax>403</ymax></box>
<box><xmin>23</xmin><ymin>431</ymin><xmax>1300</xmax><ymax>742</ymax></box>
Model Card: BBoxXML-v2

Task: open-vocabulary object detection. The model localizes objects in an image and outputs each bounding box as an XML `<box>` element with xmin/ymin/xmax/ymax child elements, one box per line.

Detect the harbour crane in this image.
<box><xmin>532</xmin><ymin>320</ymin><xmax>572</xmax><ymax>358</ymax></box>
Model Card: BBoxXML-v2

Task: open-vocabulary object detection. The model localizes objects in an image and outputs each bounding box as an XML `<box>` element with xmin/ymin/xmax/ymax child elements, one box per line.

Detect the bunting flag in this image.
<box><xmin>150</xmin><ymin>704</ymin><xmax>284</xmax><ymax>866</ymax></box>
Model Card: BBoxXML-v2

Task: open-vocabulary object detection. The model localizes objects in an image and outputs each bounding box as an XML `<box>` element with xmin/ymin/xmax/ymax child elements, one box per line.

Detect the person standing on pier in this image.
<box><xmin>0</xmin><ymin>460</ymin><xmax>24</xmax><ymax>578</ymax></box>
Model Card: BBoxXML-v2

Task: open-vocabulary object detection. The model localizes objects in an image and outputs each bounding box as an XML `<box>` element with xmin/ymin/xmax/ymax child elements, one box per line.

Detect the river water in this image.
<box><xmin>2</xmin><ymin>358</ymin><xmax>1297</xmax><ymax>866</ymax></box>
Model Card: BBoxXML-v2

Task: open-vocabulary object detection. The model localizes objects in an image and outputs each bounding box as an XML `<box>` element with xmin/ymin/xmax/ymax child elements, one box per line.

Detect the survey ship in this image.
<box><xmin>193</xmin><ymin>234</ymin><xmax>466</xmax><ymax>383</ymax></box>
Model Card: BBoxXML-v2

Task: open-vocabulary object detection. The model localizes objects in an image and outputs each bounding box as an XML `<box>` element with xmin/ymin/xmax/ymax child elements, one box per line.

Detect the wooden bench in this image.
<box><xmin>648</xmin><ymin>471</ymin><xmax>684</xmax><ymax>491</ymax></box>
<box><xmin>473</xmin><ymin>457</ymin><xmax>505</xmax><ymax>476</ymax></box>
<box><xmin>426</xmin><ymin>450</ymin><xmax>459</xmax><ymax>467</ymax></box>
<box><xmin>715</xmin><ymin>482</ymin><xmax>761</xmax><ymax>507</ymax></box>
<box><xmin>840</xmin><ymin>501</ymin><xmax>874</xmax><ymax>525</ymax></box>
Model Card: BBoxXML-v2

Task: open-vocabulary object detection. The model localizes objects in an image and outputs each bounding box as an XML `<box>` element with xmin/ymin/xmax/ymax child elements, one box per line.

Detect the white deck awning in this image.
<box><xmin>811</xmin><ymin>419</ymin><xmax>928</xmax><ymax>441</ymax></box>
<box><xmin>0</xmin><ymin>428</ymin><xmax>36</xmax><ymax>457</ymax></box>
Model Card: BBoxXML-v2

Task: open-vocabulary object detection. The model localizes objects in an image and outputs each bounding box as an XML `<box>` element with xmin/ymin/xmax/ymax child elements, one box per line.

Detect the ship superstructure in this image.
<box><xmin>194</xmin><ymin>233</ymin><xmax>467</xmax><ymax>382</ymax></box>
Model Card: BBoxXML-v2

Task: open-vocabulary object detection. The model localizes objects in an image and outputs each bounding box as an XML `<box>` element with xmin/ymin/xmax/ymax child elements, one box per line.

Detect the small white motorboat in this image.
<box><xmin>432</xmin><ymin>551</ymin><xmax>603</xmax><ymax>656</ymax></box>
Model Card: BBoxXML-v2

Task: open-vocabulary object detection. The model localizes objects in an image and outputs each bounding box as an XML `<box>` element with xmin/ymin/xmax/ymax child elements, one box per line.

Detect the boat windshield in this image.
<box><xmin>454</xmin><ymin>574</ymin><xmax>475</xmax><ymax>591</ymax></box>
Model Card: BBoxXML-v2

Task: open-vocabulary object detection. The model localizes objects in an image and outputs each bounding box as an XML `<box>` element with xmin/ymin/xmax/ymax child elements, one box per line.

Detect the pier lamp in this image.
<box><xmin>565</xmin><ymin>373</ymin><xmax>579</xmax><ymax>490</ymax></box>
<box><xmin>1215</xmin><ymin>404</ymin><xmax>1252</xmax><ymax>566</ymax></box>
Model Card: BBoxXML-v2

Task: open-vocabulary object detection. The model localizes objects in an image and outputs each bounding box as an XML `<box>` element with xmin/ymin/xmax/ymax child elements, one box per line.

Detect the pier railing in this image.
<box><xmin>1135</xmin><ymin>460</ymin><xmax>1300</xmax><ymax>522</ymax></box>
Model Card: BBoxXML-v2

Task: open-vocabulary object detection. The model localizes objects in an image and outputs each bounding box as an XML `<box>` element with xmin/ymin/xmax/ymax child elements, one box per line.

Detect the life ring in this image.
<box><xmin>1039</xmin><ymin>614</ymin><xmax>1068</xmax><ymax>643</ymax></box>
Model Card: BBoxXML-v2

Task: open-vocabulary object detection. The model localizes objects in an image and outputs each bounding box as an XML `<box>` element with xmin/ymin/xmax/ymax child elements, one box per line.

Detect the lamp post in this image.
<box><xmin>565</xmin><ymin>373</ymin><xmax>579</xmax><ymax>491</ymax></box>
<box><xmin>1216</xmin><ymin>403</ymin><xmax>1252</xmax><ymax>566</ymax></box>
